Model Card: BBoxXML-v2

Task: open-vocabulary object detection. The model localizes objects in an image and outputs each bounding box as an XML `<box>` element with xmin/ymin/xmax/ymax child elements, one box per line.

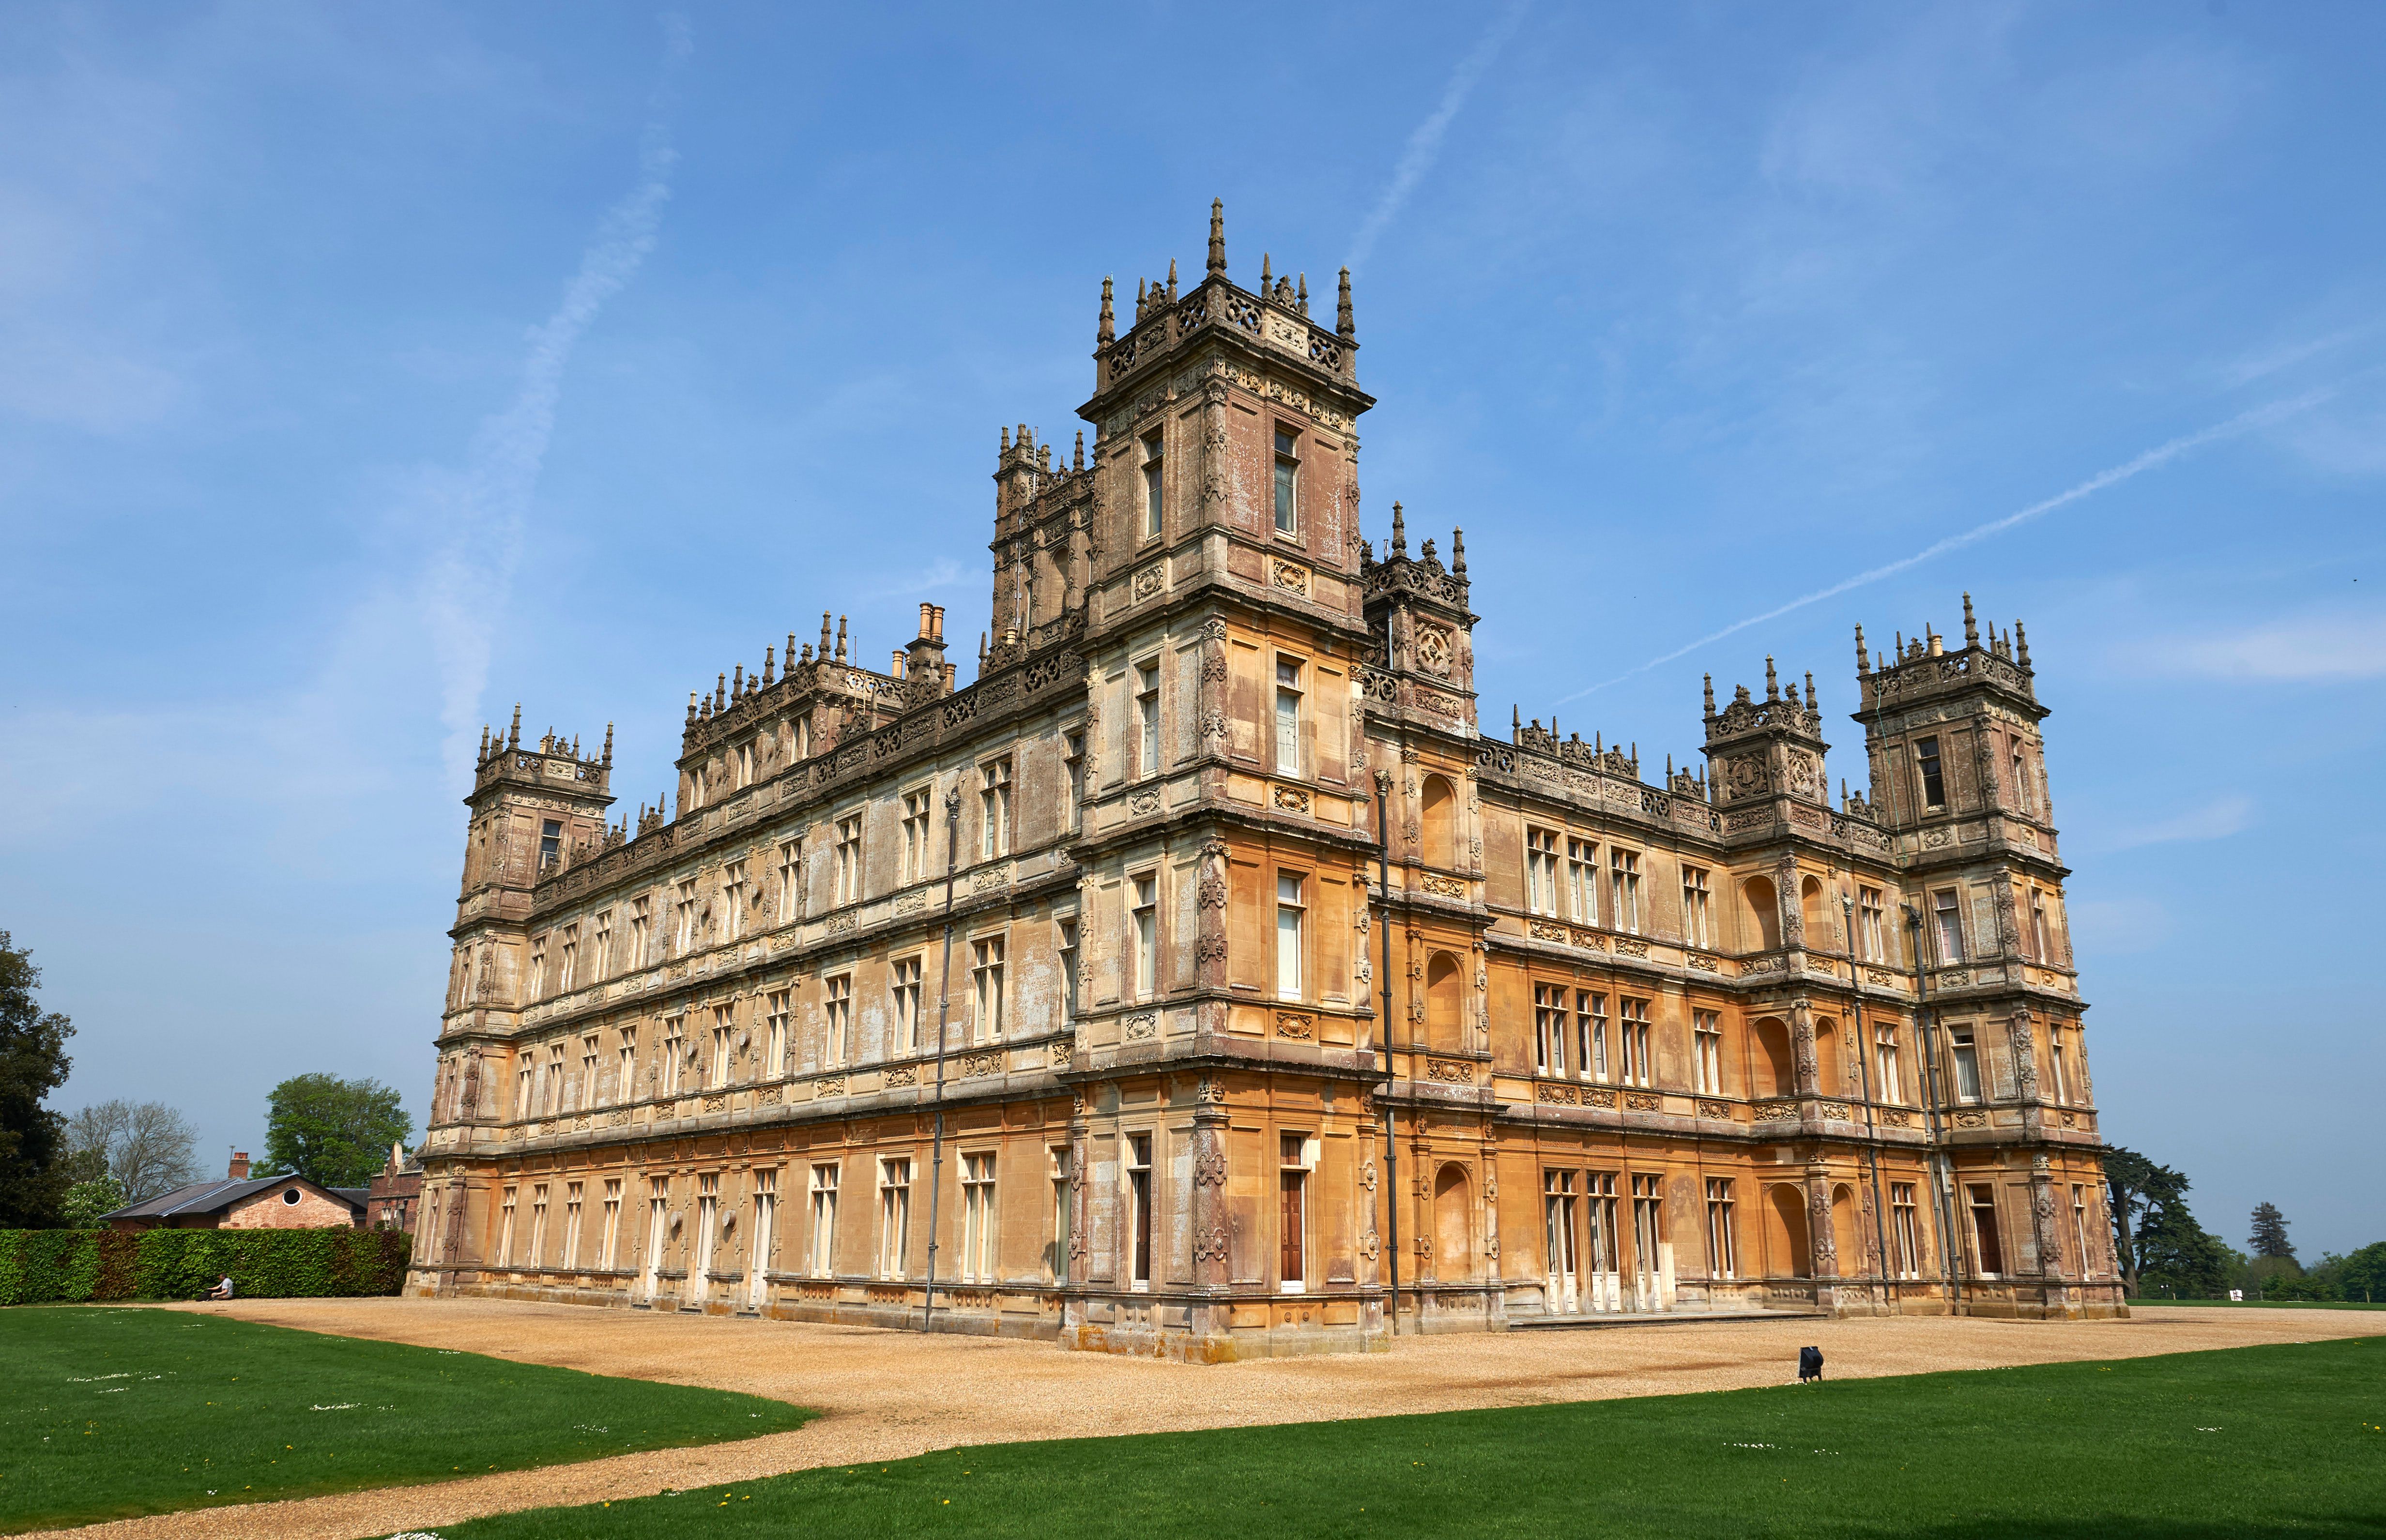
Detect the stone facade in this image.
<box><xmin>407</xmin><ymin>205</ymin><xmax>2122</xmax><ymax>1356</ymax></box>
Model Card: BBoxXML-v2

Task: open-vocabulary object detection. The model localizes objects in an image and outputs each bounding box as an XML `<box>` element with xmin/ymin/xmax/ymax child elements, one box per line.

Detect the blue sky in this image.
<box><xmin>2</xmin><ymin>2</ymin><xmax>2379</xmax><ymax>1256</ymax></box>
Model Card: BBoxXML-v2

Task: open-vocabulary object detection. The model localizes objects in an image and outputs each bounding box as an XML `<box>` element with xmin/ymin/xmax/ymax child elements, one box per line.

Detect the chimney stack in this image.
<box><xmin>228</xmin><ymin>1150</ymin><xmax>250</xmax><ymax>1180</ymax></box>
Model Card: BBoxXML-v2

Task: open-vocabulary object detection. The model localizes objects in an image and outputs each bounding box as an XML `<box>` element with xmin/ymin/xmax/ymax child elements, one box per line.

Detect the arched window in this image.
<box><xmin>1753</xmin><ymin>1017</ymin><xmax>1794</xmax><ymax>1098</ymax></box>
<box><xmin>1434</xmin><ymin>1163</ymin><xmax>1472</xmax><ymax>1281</ymax></box>
<box><xmin>1764</xmin><ymin>1184</ymin><xmax>1811</xmax><ymax>1278</ymax></box>
<box><xmin>1812</xmin><ymin>1015</ymin><xmax>1839</xmax><ymax>1097</ymax></box>
<box><xmin>1831</xmin><ymin>1184</ymin><xmax>1860</xmax><ymax>1274</ymax></box>
<box><xmin>1742</xmin><ymin>876</ymin><xmax>1781</xmax><ymax>952</ymax></box>
<box><xmin>1425</xmin><ymin>951</ymin><xmax>1465</xmax><ymax>1053</ymax></box>
<box><xmin>1421</xmin><ymin>775</ymin><xmax>1456</xmax><ymax>869</ymax></box>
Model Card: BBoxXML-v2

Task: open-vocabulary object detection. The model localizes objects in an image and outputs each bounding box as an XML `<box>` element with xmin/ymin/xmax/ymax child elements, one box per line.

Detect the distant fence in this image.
<box><xmin>0</xmin><ymin>1228</ymin><xmax>412</xmax><ymax>1306</ymax></box>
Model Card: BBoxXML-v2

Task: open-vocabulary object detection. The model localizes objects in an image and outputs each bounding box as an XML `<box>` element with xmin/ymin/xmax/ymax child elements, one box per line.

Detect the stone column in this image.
<box><xmin>1790</xmin><ymin>997</ymin><xmax>1819</xmax><ymax>1098</ymax></box>
<box><xmin>1193</xmin><ymin>840</ymin><xmax>1229</xmax><ymax>993</ymax></box>
<box><xmin>1191</xmin><ymin>1075</ymin><xmax>1231</xmax><ymax>1298</ymax></box>
<box><xmin>1776</xmin><ymin>853</ymin><xmax>1804</xmax><ymax>951</ymax></box>
<box><xmin>1065</xmin><ymin>1089</ymin><xmax>1090</xmax><ymax>1330</ymax></box>
<box><xmin>1197</xmin><ymin>617</ymin><xmax>1229</xmax><ymax>765</ymax></box>
<box><xmin>2009</xmin><ymin>1007</ymin><xmax>2040</xmax><ymax>1142</ymax></box>
<box><xmin>1805</xmin><ymin>1162</ymin><xmax>1839</xmax><ymax>1311</ymax></box>
<box><xmin>2029</xmin><ymin>1152</ymin><xmax>2063</xmax><ymax>1296</ymax></box>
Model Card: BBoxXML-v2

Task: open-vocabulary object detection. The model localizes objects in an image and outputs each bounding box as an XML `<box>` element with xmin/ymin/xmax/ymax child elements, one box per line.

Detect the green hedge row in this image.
<box><xmin>0</xmin><ymin>1228</ymin><xmax>412</xmax><ymax>1305</ymax></box>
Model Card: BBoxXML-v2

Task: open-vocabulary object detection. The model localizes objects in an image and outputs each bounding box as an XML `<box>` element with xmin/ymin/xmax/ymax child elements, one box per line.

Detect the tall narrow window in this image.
<box><xmin>1891</xmin><ymin>1183</ymin><xmax>1921</xmax><ymax>1279</ymax></box>
<box><xmin>1534</xmin><ymin>984</ymin><xmax>1566</xmax><ymax>1077</ymax></box>
<box><xmin>899</xmin><ymin>791</ymin><xmax>931</xmax><ymax>884</ymax></box>
<box><xmin>2047</xmin><ymin>1025</ymin><xmax>2069</xmax><ymax>1105</ymax></box>
<box><xmin>591</xmin><ymin>910</ymin><xmax>612</xmax><ymax>983</ymax></box>
<box><xmin>794</xmin><ymin>717</ymin><xmax>811</xmax><ymax>761</ymax></box>
<box><xmin>961</xmin><ymin>1153</ymin><xmax>997</xmax><ymax>1283</ymax></box>
<box><xmin>1609</xmin><ymin>850</ymin><xmax>1642</xmax><ymax>935</ymax></box>
<box><xmin>615</xmin><ymin>1026</ymin><xmax>637</xmax><ymax>1106</ymax></box>
<box><xmin>1682</xmin><ymin>866</ymin><xmax>1712</xmax><ymax>949</ymax></box>
<box><xmin>2010</xmin><ymin>740</ymin><xmax>2033</xmax><ymax>814</ymax></box>
<box><xmin>766</xmin><ymin>990</ymin><xmax>791</xmax><ymax>1077</ymax></box>
<box><xmin>1874</xmin><ymin>1022</ymin><xmax>1903</xmax><ymax>1105</ymax></box>
<box><xmin>1619</xmin><ymin>998</ymin><xmax>1652</xmax><ymax>1087</ymax></box>
<box><xmin>834</xmin><ymin>816</ymin><xmax>863</xmax><ymax>906</ymax></box>
<box><xmin>1049</xmin><ymin>1145</ymin><xmax>1071</xmax><ymax>1281</ymax></box>
<box><xmin>1136</xmin><ymin>662</ymin><xmax>1161</xmax><ymax>778</ymax></box>
<box><xmin>1274</xmin><ymin>873</ymin><xmax>1305</xmax><ymax>1001</ymax></box>
<box><xmin>660</xmin><ymin>1017</ymin><xmax>685</xmax><ymax>1097</ymax></box>
<box><xmin>528</xmin><ymin>934</ymin><xmax>548</xmax><ymax>1001</ymax></box>
<box><xmin>709</xmin><ymin>1005</ymin><xmax>734</xmax><ymax>1090</ymax></box>
<box><xmin>825</xmin><ymin>975</ymin><xmax>853</xmax><ymax>1065</ymax></box>
<box><xmin>1566</xmin><ymin>839</ymin><xmax>1598</xmax><ymax>924</ymax></box>
<box><xmin>1968</xmin><ymin>1184</ymin><xmax>2004</xmax><ymax>1275</ymax></box>
<box><xmin>735</xmin><ymin>741</ymin><xmax>755</xmax><ymax>789</ymax></box>
<box><xmin>980</xmin><ymin>760</ymin><xmax>1012</xmax><ymax>859</ymax></box>
<box><xmin>1274</xmin><ymin>658</ymin><xmax>1303</xmax><ymax>776</ymax></box>
<box><xmin>1272</xmin><ymin>427</ymin><xmax>1299</xmax><ymax>534</ymax></box>
<box><xmin>1140</xmin><ymin>432</ymin><xmax>1164</xmax><ymax>539</ymax></box>
<box><xmin>2071</xmin><ymin>1185</ymin><xmax>2092</xmax><ymax>1276</ymax></box>
<box><xmin>970</xmin><ymin>936</ymin><xmax>1007</xmax><ymax>1041</ymax></box>
<box><xmin>516</xmin><ymin>1060</ymin><xmax>533</xmax><ymax>1119</ymax></box>
<box><xmin>1932</xmin><ymin>890</ymin><xmax>1965</xmax><ymax>962</ymax></box>
<box><xmin>722</xmin><ymin>860</ymin><xmax>748</xmax><ymax>942</ymax></box>
<box><xmin>499</xmin><ymin>1187</ymin><xmax>519</xmax><ymax>1265</ymax></box>
<box><xmin>1858</xmin><ymin>886</ymin><xmax>1886</xmax><ymax>962</ymax></box>
<box><xmin>579</xmin><ymin>1035</ymin><xmax>598</xmax><ymax>1109</ymax></box>
<box><xmin>673</xmin><ymin>879</ymin><xmax>698</xmax><ymax>953</ymax></box>
<box><xmin>689</xmin><ymin>766</ymin><xmax>709</xmax><ymax>810</ymax></box>
<box><xmin>890</xmin><ymin>959</ymin><xmax>921</xmax><ymax>1053</ymax></box>
<box><xmin>1692</xmin><ymin>1010</ymin><xmax>1723</xmax><ymax>1095</ymax></box>
<box><xmin>1127</xmin><ymin>1134</ymin><xmax>1153</xmax><ymax>1288</ymax></box>
<box><xmin>1279</xmin><ymin>1133</ymin><xmax>1308</xmax><ymax>1289</ymax></box>
<box><xmin>749</xmin><ymin>1168</ymin><xmax>778</xmax><ymax>1309</ymax></box>
<box><xmin>2030</xmin><ymin>888</ymin><xmax>2053</xmax><ymax>962</ymax></box>
<box><xmin>1950</xmin><ymin>1028</ymin><xmax>1982</xmax><ymax>1102</ymax></box>
<box><xmin>1916</xmin><ymin>737</ymin><xmax>1946</xmax><ymax>808</ymax></box>
<box><xmin>1132</xmin><ymin>874</ymin><xmax>1158</xmax><ymax>999</ymax></box>
<box><xmin>1063</xmin><ymin>731</ymin><xmax>1086</xmax><ymax>833</ymax></box>
<box><xmin>808</xmin><ymin>1163</ymin><xmax>839</xmax><ymax>1276</ymax></box>
<box><xmin>1705</xmin><ymin>1179</ymin><xmax>1737</xmax><ymax>1279</ymax></box>
<box><xmin>877</xmin><ymin>1158</ymin><xmax>912</xmax><ymax>1279</ymax></box>
<box><xmin>539</xmin><ymin>820</ymin><xmax>562</xmax><ymax>872</ymax></box>
<box><xmin>563</xmin><ymin>1181</ymin><xmax>584</xmax><ymax>1266</ymax></box>
<box><xmin>543</xmin><ymin>1043</ymin><xmax>565</xmax><ymax>1113</ymax></box>
<box><xmin>1056</xmin><ymin>919</ymin><xmax>1079</xmax><ymax>1028</ymax></box>
<box><xmin>529</xmin><ymin>1184</ymin><xmax>550</xmax><ymax>1266</ymax></box>
<box><xmin>1525</xmin><ymin>827</ymin><xmax>1559</xmax><ymax>915</ymax></box>
<box><xmin>558</xmin><ymin>925</ymin><xmax>579</xmax><ymax>993</ymax></box>
<box><xmin>600</xmin><ymin>1178</ymin><xmax>623</xmax><ymax>1270</ymax></box>
<box><xmin>1579</xmin><ymin>991</ymin><xmax>1609</xmax><ymax>1082</ymax></box>
<box><xmin>628</xmin><ymin>896</ymin><xmax>651</xmax><ymax>968</ymax></box>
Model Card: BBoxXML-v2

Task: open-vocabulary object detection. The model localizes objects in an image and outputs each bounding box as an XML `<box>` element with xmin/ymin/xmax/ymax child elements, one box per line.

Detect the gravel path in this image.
<box><xmin>31</xmin><ymin>1300</ymin><xmax>2379</xmax><ymax>1540</ymax></box>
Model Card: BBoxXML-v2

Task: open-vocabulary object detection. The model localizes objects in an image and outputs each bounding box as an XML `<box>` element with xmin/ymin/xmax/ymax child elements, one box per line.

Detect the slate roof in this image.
<box><xmin>102</xmin><ymin>1175</ymin><xmax>366</xmax><ymax>1222</ymax></box>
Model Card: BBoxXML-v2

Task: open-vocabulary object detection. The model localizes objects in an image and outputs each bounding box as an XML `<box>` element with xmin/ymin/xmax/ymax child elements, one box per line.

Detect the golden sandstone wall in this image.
<box><xmin>408</xmin><ymin>207</ymin><xmax>2122</xmax><ymax>1359</ymax></box>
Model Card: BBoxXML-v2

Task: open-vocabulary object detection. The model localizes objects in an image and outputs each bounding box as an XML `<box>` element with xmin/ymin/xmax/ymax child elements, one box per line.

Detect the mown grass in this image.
<box><xmin>2133</xmin><ymin>1296</ymin><xmax>2386</xmax><ymax>1311</ymax></box>
<box><xmin>0</xmin><ymin>1307</ymin><xmax>811</xmax><ymax>1534</ymax></box>
<box><xmin>435</xmin><ymin>1337</ymin><xmax>2386</xmax><ymax>1540</ymax></box>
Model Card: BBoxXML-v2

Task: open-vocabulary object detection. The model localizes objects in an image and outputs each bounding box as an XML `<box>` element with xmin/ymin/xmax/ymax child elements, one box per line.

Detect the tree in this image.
<box><xmin>64</xmin><ymin>1099</ymin><xmax>200</xmax><ymax>1201</ymax></box>
<box><xmin>2103</xmin><ymin>1144</ymin><xmax>2231</xmax><ymax>1298</ymax></box>
<box><xmin>259</xmin><ymin>1074</ymin><xmax>412</xmax><ymax>1189</ymax></box>
<box><xmin>0</xmin><ymin>931</ymin><xmax>76</xmax><ymax>1228</ymax></box>
<box><xmin>2248</xmin><ymin>1201</ymin><xmax>2296</xmax><ymax>1262</ymax></box>
<box><xmin>61</xmin><ymin>1174</ymin><xmax>127</xmax><ymax>1229</ymax></box>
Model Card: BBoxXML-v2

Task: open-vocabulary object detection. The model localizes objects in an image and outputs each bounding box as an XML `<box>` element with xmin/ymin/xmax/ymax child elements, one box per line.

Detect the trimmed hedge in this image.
<box><xmin>0</xmin><ymin>1228</ymin><xmax>411</xmax><ymax>1305</ymax></box>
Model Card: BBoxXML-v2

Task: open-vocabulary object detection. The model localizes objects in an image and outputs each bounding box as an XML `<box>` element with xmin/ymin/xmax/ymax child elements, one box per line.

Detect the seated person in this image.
<box><xmin>204</xmin><ymin>1274</ymin><xmax>235</xmax><ymax>1301</ymax></box>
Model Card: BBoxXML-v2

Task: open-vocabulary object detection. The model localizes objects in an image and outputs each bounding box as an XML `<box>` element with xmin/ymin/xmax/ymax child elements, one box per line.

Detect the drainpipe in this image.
<box><xmin>1377</xmin><ymin>771</ymin><xmax>1402</xmax><ymax>1337</ymax></box>
<box><xmin>920</xmin><ymin>788</ymin><xmax>963</xmax><ymax>1332</ymax></box>
<box><xmin>1843</xmin><ymin>892</ymin><xmax>1895</xmax><ymax>1314</ymax></box>
<box><xmin>1905</xmin><ymin>905</ymin><xmax>1963</xmax><ymax>1313</ymax></box>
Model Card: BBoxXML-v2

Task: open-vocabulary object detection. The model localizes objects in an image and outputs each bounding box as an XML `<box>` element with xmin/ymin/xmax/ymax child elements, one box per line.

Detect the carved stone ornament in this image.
<box><xmin>1272</xmin><ymin>559</ymin><xmax>1310</xmax><ymax>594</ymax></box>
<box><xmin>1127</xmin><ymin>785</ymin><xmax>1161</xmax><ymax>815</ymax></box>
<box><xmin>1124</xmin><ymin>1012</ymin><xmax>1158</xmax><ymax>1039</ymax></box>
<box><xmin>1272</xmin><ymin>784</ymin><xmax>1312</xmax><ymax>814</ymax></box>
<box><xmin>1133</xmin><ymin>564</ymin><xmax>1164</xmax><ymax>601</ymax></box>
<box><xmin>1274</xmin><ymin>1013</ymin><xmax>1314</xmax><ymax>1040</ymax></box>
<box><xmin>1787</xmin><ymin>748</ymin><xmax>1821</xmax><ymax>801</ymax></box>
<box><xmin>1723</xmin><ymin>753</ymin><xmax>1769</xmax><ymax>800</ymax></box>
<box><xmin>1413</xmin><ymin>625</ymin><xmax>1453</xmax><ymax>677</ymax></box>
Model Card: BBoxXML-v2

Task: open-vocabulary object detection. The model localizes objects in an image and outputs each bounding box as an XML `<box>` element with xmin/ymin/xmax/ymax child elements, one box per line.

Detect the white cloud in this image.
<box><xmin>2103</xmin><ymin>794</ymin><xmax>2254</xmax><ymax>852</ymax></box>
<box><xmin>2124</xmin><ymin>611</ymin><xmax>2386</xmax><ymax>682</ymax></box>
<box><xmin>1346</xmin><ymin>0</ymin><xmax>1532</xmax><ymax>273</ymax></box>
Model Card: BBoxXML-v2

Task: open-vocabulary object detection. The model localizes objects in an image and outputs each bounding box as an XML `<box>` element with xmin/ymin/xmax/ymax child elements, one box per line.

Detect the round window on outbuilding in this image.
<box><xmin>283</xmin><ymin>1188</ymin><xmax>302</xmax><ymax>1205</ymax></box>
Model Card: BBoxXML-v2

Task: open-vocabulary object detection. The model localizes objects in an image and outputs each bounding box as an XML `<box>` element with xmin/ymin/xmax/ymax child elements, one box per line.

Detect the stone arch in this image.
<box><xmin>1742</xmin><ymin>875</ymin><xmax>1781</xmax><ymax>952</ymax></box>
<box><xmin>1812</xmin><ymin>1014</ymin><xmax>1840</xmax><ymax>1097</ymax></box>
<box><xmin>1421</xmin><ymin>774</ymin><xmax>1457</xmax><ymax>869</ymax></box>
<box><xmin>1425</xmin><ymin>951</ymin><xmax>1465</xmax><ymax>1053</ymax></box>
<box><xmin>1800</xmin><ymin>874</ymin><xmax>1829</xmax><ymax>946</ymax></box>
<box><xmin>1753</xmin><ymin>1016</ymin><xmax>1794</xmax><ymax>1098</ymax></box>
<box><xmin>1763</xmin><ymin>1183</ymin><xmax>1811</xmax><ymax>1278</ymax></box>
<box><xmin>1433</xmin><ymin>1162</ymin><xmax>1473</xmax><ymax>1281</ymax></box>
<box><xmin>1832</xmin><ymin>1183</ymin><xmax>1860</xmax><ymax>1272</ymax></box>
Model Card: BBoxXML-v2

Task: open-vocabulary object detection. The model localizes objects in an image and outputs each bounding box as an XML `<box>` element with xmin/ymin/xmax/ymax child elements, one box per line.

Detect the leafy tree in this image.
<box><xmin>2103</xmin><ymin>1144</ymin><xmax>2232</xmax><ymax>1298</ymax></box>
<box><xmin>61</xmin><ymin>1174</ymin><xmax>127</xmax><ymax>1228</ymax></box>
<box><xmin>258</xmin><ymin>1074</ymin><xmax>412</xmax><ymax>1189</ymax></box>
<box><xmin>0</xmin><ymin>932</ymin><xmax>76</xmax><ymax>1228</ymax></box>
<box><xmin>2248</xmin><ymin>1201</ymin><xmax>2296</xmax><ymax>1262</ymax></box>
<box><xmin>65</xmin><ymin>1099</ymin><xmax>200</xmax><ymax>1201</ymax></box>
<box><xmin>2317</xmin><ymin>1241</ymin><xmax>2386</xmax><ymax>1304</ymax></box>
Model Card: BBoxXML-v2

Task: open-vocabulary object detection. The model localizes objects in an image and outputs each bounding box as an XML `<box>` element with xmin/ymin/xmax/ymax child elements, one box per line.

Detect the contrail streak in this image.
<box><xmin>1556</xmin><ymin>386</ymin><xmax>2339</xmax><ymax>702</ymax></box>
<box><xmin>1346</xmin><ymin>0</ymin><xmax>1531</xmax><ymax>273</ymax></box>
<box><xmin>426</xmin><ymin>15</ymin><xmax>693</xmax><ymax>784</ymax></box>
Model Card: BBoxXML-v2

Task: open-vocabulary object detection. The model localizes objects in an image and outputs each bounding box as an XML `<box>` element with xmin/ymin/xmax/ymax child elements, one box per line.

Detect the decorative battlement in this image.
<box><xmin>1512</xmin><ymin>712</ymin><xmax>1645</xmax><ymax>783</ymax></box>
<box><xmin>1703</xmin><ymin>657</ymin><xmax>1825</xmax><ymax>747</ymax></box>
<box><xmin>1856</xmin><ymin>592</ymin><xmax>2036</xmax><ymax>712</ymax></box>
<box><xmin>1093</xmin><ymin>201</ymin><xmax>1359</xmax><ymax>396</ymax></box>
<box><xmin>1359</xmin><ymin>502</ymin><xmax>1471</xmax><ymax>615</ymax></box>
<box><xmin>472</xmin><ymin>704</ymin><xmax>612</xmax><ymax>796</ymax></box>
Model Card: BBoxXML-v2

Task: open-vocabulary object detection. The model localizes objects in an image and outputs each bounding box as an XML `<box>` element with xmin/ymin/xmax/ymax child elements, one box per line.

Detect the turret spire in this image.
<box><xmin>1074</xmin><ymin>429</ymin><xmax>1085</xmax><ymax>471</ymax></box>
<box><xmin>1963</xmin><ymin>591</ymin><xmax>1979</xmax><ymax>647</ymax></box>
<box><xmin>1391</xmin><ymin>501</ymin><xmax>1407</xmax><ymax>557</ymax></box>
<box><xmin>1764</xmin><ymin>656</ymin><xmax>1779</xmax><ymax>702</ymax></box>
<box><xmin>1855</xmin><ymin>624</ymin><xmax>1870</xmax><ymax>673</ymax></box>
<box><xmin>1207</xmin><ymin>199</ymin><xmax>1226</xmax><ymax>275</ymax></box>
<box><xmin>1703</xmin><ymin>673</ymin><xmax>1715</xmax><ymax>715</ymax></box>
<box><xmin>1166</xmin><ymin>259</ymin><xmax>1177</xmax><ymax>302</ymax></box>
<box><xmin>820</xmin><ymin>611</ymin><xmax>833</xmax><ymax>658</ymax></box>
<box><xmin>834</xmin><ymin>615</ymin><xmax>848</xmax><ymax>662</ymax></box>
<box><xmin>1452</xmin><ymin>527</ymin><xmax>1467</xmax><ymax>575</ymax></box>
<box><xmin>1261</xmin><ymin>252</ymin><xmax>1272</xmax><ymax>290</ymax></box>
<box><xmin>1097</xmin><ymin>276</ymin><xmax>1115</xmax><ymax>344</ymax></box>
<box><xmin>2016</xmin><ymin>619</ymin><xmax>2031</xmax><ymax>668</ymax></box>
<box><xmin>1337</xmin><ymin>267</ymin><xmax>1354</xmax><ymax>339</ymax></box>
<box><xmin>507</xmin><ymin>703</ymin><xmax>520</xmax><ymax>749</ymax></box>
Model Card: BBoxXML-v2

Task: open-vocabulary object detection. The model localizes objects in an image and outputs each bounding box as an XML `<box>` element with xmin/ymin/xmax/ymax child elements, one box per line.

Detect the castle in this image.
<box><xmin>409</xmin><ymin>204</ymin><xmax>2122</xmax><ymax>1356</ymax></box>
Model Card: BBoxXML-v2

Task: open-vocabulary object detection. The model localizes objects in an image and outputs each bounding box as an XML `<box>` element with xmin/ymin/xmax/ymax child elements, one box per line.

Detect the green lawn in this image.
<box><xmin>0</xmin><ymin>1307</ymin><xmax>811</xmax><ymax>1534</ymax></box>
<box><xmin>436</xmin><ymin>1338</ymin><xmax>2386</xmax><ymax>1540</ymax></box>
<box><xmin>2133</xmin><ymin>1296</ymin><xmax>2386</xmax><ymax>1311</ymax></box>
